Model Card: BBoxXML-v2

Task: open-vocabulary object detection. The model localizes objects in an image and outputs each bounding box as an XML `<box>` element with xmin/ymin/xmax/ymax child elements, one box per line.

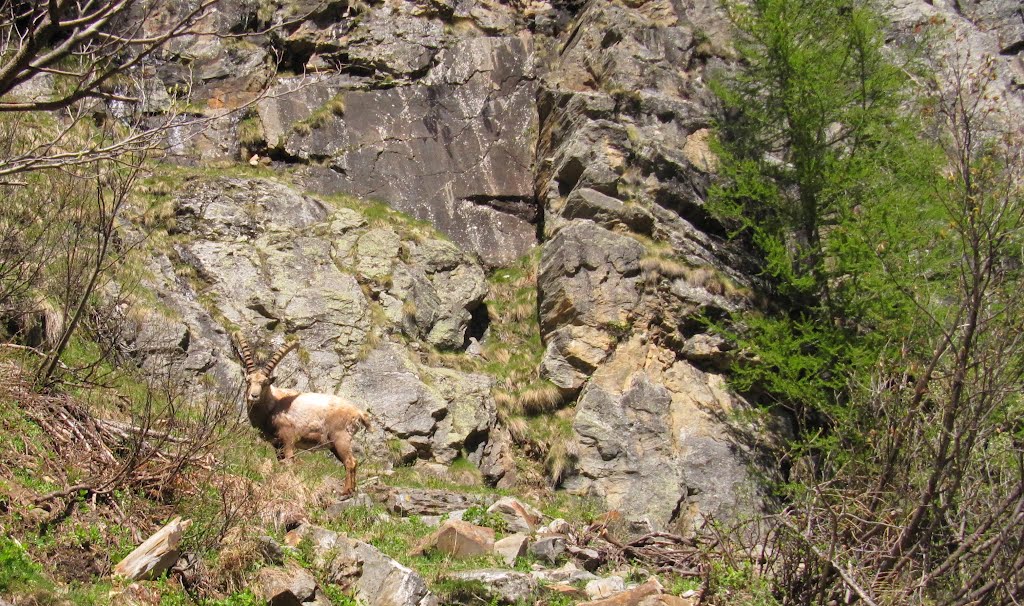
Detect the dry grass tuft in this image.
<box><xmin>641</xmin><ymin>255</ymin><xmax>754</xmax><ymax>302</ymax></box>
<box><xmin>504</xmin><ymin>416</ymin><xmax>530</xmax><ymax>443</ymax></box>
<box><xmin>509</xmin><ymin>301</ymin><xmax>534</xmax><ymax>323</ymax></box>
<box><xmin>493</xmin><ymin>389</ymin><xmax>519</xmax><ymax>415</ymax></box>
<box><xmin>641</xmin><ymin>255</ymin><xmax>690</xmax><ymax>280</ymax></box>
<box><xmin>258</xmin><ymin>470</ymin><xmax>312</xmax><ymax>531</ymax></box>
<box><xmin>517</xmin><ymin>380</ymin><xmax>563</xmax><ymax>415</ymax></box>
<box><xmin>210</xmin><ymin>524</ymin><xmax>262</xmax><ymax>592</ymax></box>
<box><xmin>402</xmin><ymin>299</ymin><xmax>417</xmax><ymax>320</ymax></box>
<box><xmin>490</xmin><ymin>347</ymin><xmax>512</xmax><ymax>365</ymax></box>
<box><xmin>545</xmin><ymin>440</ymin><xmax>578</xmax><ymax>487</ymax></box>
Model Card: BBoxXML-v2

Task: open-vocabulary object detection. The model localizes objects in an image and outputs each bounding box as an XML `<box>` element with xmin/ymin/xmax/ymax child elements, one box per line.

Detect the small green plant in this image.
<box><xmin>707</xmin><ymin>561</ymin><xmax>779</xmax><ymax>606</ymax></box>
<box><xmin>462</xmin><ymin>505</ymin><xmax>508</xmax><ymax>534</ymax></box>
<box><xmin>322</xmin><ymin>584</ymin><xmax>360</xmax><ymax>606</ymax></box>
<box><xmin>0</xmin><ymin>536</ymin><xmax>46</xmax><ymax>593</ymax></box>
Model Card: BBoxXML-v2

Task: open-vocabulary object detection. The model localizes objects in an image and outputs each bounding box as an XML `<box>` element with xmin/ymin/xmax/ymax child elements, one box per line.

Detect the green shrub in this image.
<box><xmin>462</xmin><ymin>505</ymin><xmax>508</xmax><ymax>534</ymax></box>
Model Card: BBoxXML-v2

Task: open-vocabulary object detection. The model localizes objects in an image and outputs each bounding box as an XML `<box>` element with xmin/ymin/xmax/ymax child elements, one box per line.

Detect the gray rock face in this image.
<box><xmin>538</xmin><ymin>221</ymin><xmax>645</xmax><ymax>338</ymax></box>
<box><xmin>563</xmin><ymin>337</ymin><xmax>762</xmax><ymax>532</ymax></box>
<box><xmin>341</xmin><ymin>343</ymin><xmax>496</xmax><ymax>463</ymax></box>
<box><xmin>279</xmin><ymin>36</ymin><xmax>539</xmax><ymax>266</ymax></box>
<box><xmin>943</xmin><ymin>0</ymin><xmax>1024</xmax><ymax>55</ymax></box>
<box><xmin>388</xmin><ymin>240</ymin><xmax>488</xmax><ymax>350</ymax></box>
<box><xmin>533</xmin><ymin>0</ymin><xmax>769</xmax><ymax>530</ymax></box>
<box><xmin>345</xmin><ymin>1</ymin><xmax>447</xmax><ymax>77</ymax></box>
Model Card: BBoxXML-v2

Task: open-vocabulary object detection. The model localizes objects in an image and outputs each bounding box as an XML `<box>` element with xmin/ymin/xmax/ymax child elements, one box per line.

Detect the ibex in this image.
<box><xmin>233</xmin><ymin>333</ymin><xmax>371</xmax><ymax>495</ymax></box>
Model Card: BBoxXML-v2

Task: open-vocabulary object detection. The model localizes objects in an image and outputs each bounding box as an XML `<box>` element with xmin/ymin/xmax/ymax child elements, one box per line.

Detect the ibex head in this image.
<box><xmin>233</xmin><ymin>332</ymin><xmax>297</xmax><ymax>407</ymax></box>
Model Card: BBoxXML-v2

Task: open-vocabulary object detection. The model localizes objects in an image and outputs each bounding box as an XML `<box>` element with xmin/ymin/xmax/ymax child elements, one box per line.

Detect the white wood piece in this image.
<box><xmin>112</xmin><ymin>516</ymin><xmax>192</xmax><ymax>580</ymax></box>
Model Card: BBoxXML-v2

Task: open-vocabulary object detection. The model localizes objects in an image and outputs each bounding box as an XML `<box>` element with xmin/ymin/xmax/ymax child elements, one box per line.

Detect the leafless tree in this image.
<box><xmin>0</xmin><ymin>0</ymin><xmax>221</xmax><ymax>178</ymax></box>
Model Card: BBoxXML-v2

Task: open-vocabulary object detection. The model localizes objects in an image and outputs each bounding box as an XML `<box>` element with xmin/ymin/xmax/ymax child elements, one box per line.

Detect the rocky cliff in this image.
<box><xmin>118</xmin><ymin>0</ymin><xmax>1024</xmax><ymax>533</ymax></box>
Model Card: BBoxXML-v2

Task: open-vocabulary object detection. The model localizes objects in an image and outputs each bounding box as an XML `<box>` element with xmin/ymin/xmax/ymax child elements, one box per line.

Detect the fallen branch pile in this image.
<box><xmin>563</xmin><ymin>513</ymin><xmax>712</xmax><ymax>581</ymax></box>
<box><xmin>0</xmin><ymin>362</ymin><xmax>228</xmax><ymax>519</ymax></box>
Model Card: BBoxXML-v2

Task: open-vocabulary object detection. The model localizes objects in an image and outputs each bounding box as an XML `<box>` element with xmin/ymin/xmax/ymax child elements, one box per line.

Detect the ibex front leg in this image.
<box><xmin>330</xmin><ymin>432</ymin><xmax>357</xmax><ymax>496</ymax></box>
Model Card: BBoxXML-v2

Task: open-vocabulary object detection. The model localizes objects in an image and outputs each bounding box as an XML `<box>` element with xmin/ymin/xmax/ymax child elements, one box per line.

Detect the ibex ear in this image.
<box><xmin>267</xmin><ymin>376</ymin><xmax>276</xmax><ymax>385</ymax></box>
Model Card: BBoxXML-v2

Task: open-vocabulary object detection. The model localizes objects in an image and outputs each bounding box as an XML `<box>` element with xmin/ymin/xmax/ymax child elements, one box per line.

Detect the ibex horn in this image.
<box><xmin>264</xmin><ymin>341</ymin><xmax>298</xmax><ymax>375</ymax></box>
<box><xmin>233</xmin><ymin>332</ymin><xmax>256</xmax><ymax>374</ymax></box>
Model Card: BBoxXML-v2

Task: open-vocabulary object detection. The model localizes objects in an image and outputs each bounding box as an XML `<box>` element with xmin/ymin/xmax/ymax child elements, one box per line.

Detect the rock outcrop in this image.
<box><xmin>533</xmin><ymin>0</ymin><xmax>766</xmax><ymax>531</ymax></box>
<box><xmin>131</xmin><ymin>177</ymin><xmax>500</xmax><ymax>468</ymax></box>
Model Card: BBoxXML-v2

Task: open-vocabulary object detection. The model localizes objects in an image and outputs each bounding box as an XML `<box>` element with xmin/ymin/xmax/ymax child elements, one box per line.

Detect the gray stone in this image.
<box><xmin>387</xmin><ymin>248</ymin><xmax>487</xmax><ymax>350</ymax></box>
<box><xmin>476</xmin><ymin>426</ymin><xmax>519</xmax><ymax>488</ymax></box>
<box><xmin>585</xmin><ymin>577</ymin><xmax>626</xmax><ymax>600</ymax></box>
<box><xmin>258</xmin><ymin>535</ymin><xmax>286</xmax><ymax>565</ymax></box>
<box><xmin>382</xmin><ymin>487</ymin><xmax>493</xmax><ymax>516</ymax></box>
<box><xmin>325</xmin><ymin>493</ymin><xmax>376</xmax><ymax>518</ymax></box>
<box><xmin>531</xmin><ymin>562</ymin><xmax>599</xmax><ymax>584</ymax></box>
<box><xmin>528</xmin><ymin>534</ymin><xmax>566</xmax><ymax>564</ymax></box>
<box><xmin>538</xmin><ymin>221</ymin><xmax>645</xmax><ymax>338</ymax></box>
<box><xmin>486</xmin><ymin>497</ymin><xmax>543</xmax><ymax>534</ymax></box>
<box><xmin>426</xmin><ymin>368</ymin><xmax>496</xmax><ymax>463</ymax></box>
<box><xmin>540</xmin><ymin>325</ymin><xmax>618</xmax><ymax>394</ymax></box>
<box><xmin>563</xmin><ymin>338</ymin><xmax>762</xmax><ymax>532</ymax></box>
<box><xmin>256</xmin><ymin>565</ymin><xmax>318</xmax><ymax>606</ymax></box>
<box><xmin>345</xmin><ymin>3</ymin><xmax>446</xmax><ymax>77</ymax></box>
<box><xmin>341</xmin><ymin>344</ymin><xmax>447</xmax><ymax>439</ymax></box>
<box><xmin>681</xmin><ymin>333</ymin><xmax>731</xmax><ymax>369</ymax></box>
<box><xmin>356</xmin><ymin>228</ymin><xmax>401</xmax><ymax>281</ymax></box>
<box><xmin>295</xmin><ymin>37</ymin><xmax>539</xmax><ymax>266</ymax></box>
<box><xmin>493</xmin><ymin>534</ymin><xmax>529</xmax><ymax>566</ymax></box>
<box><xmin>174</xmin><ymin>178</ymin><xmax>330</xmax><ymax>239</ymax></box>
<box><xmin>444</xmin><ymin>569</ymin><xmax>539</xmax><ymax>604</ymax></box>
<box><xmin>562</xmin><ymin>189</ymin><xmax>655</xmax><ymax>235</ymax></box>
<box><xmin>286</xmin><ymin>525</ymin><xmax>436</xmax><ymax>606</ymax></box>
<box><xmin>415</xmin><ymin>520</ymin><xmax>495</xmax><ymax>559</ymax></box>
<box><xmin>567</xmin><ymin>544</ymin><xmax>603</xmax><ymax>572</ymax></box>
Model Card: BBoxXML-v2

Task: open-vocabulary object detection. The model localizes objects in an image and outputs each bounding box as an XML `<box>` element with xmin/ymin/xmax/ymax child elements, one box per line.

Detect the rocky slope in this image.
<box><xmin>111</xmin><ymin>0</ymin><xmax>1024</xmax><ymax>534</ymax></box>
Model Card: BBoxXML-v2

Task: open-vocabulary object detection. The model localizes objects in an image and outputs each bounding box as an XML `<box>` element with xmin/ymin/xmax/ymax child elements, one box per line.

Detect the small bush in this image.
<box><xmin>462</xmin><ymin>505</ymin><xmax>508</xmax><ymax>534</ymax></box>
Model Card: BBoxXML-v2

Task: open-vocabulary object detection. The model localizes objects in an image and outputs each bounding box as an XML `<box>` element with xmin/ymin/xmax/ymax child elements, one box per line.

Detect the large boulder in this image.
<box><xmin>563</xmin><ymin>337</ymin><xmax>763</xmax><ymax>532</ymax></box>
<box><xmin>287</xmin><ymin>524</ymin><xmax>437</xmax><ymax>606</ymax></box>
<box><xmin>538</xmin><ymin>221</ymin><xmax>645</xmax><ymax>338</ymax></box>
<box><xmin>415</xmin><ymin>520</ymin><xmax>495</xmax><ymax>558</ymax></box>
<box><xmin>443</xmin><ymin>570</ymin><xmax>538</xmax><ymax>604</ymax></box>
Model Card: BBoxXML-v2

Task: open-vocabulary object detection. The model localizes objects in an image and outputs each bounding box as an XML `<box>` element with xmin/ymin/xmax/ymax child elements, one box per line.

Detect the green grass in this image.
<box><xmin>482</xmin><ymin>249</ymin><xmax>546</xmax><ymax>398</ymax></box>
<box><xmin>0</xmin><ymin>535</ymin><xmax>47</xmax><ymax>594</ymax></box>
<box><xmin>238</xmin><ymin>112</ymin><xmax>264</xmax><ymax>147</ymax></box>
<box><xmin>292</xmin><ymin>94</ymin><xmax>346</xmax><ymax>135</ymax></box>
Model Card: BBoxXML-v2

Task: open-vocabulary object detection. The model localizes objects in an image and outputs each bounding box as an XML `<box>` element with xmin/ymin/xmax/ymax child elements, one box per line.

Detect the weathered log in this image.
<box><xmin>112</xmin><ymin>516</ymin><xmax>192</xmax><ymax>580</ymax></box>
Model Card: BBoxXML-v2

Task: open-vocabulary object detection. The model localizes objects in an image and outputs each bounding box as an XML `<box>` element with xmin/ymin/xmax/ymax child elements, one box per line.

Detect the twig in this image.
<box><xmin>778</xmin><ymin>515</ymin><xmax>879</xmax><ymax>606</ymax></box>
